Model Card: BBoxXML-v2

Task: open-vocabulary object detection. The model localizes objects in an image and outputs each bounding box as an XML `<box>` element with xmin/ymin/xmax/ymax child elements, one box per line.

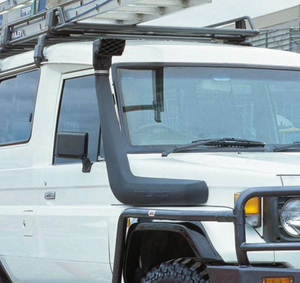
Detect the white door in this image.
<box><xmin>0</xmin><ymin>69</ymin><xmax>41</xmax><ymax>282</ymax></box>
<box><xmin>36</xmin><ymin>71</ymin><xmax>117</xmax><ymax>283</ymax></box>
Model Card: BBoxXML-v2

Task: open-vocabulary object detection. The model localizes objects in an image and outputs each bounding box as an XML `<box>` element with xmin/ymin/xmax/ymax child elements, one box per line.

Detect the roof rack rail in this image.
<box><xmin>0</xmin><ymin>0</ymin><xmax>259</xmax><ymax>62</ymax></box>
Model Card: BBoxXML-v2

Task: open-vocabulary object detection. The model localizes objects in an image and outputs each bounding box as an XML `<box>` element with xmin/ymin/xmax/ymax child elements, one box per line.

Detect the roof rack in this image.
<box><xmin>0</xmin><ymin>0</ymin><xmax>259</xmax><ymax>62</ymax></box>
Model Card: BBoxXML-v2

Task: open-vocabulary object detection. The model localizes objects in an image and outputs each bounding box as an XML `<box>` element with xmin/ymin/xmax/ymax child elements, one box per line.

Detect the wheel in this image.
<box><xmin>141</xmin><ymin>258</ymin><xmax>210</xmax><ymax>283</ymax></box>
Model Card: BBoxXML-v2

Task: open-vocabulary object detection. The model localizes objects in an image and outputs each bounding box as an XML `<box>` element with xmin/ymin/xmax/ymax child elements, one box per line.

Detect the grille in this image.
<box><xmin>97</xmin><ymin>39</ymin><xmax>125</xmax><ymax>56</ymax></box>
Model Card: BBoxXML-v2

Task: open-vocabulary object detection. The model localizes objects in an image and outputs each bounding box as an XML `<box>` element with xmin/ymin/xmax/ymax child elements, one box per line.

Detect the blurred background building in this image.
<box><xmin>147</xmin><ymin>0</ymin><xmax>300</xmax><ymax>53</ymax></box>
<box><xmin>251</xmin><ymin>5</ymin><xmax>300</xmax><ymax>53</ymax></box>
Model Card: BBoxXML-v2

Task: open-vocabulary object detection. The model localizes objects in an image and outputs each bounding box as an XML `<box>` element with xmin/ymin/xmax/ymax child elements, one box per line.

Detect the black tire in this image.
<box><xmin>141</xmin><ymin>258</ymin><xmax>210</xmax><ymax>283</ymax></box>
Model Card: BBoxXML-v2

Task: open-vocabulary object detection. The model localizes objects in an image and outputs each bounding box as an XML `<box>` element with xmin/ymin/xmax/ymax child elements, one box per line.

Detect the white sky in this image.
<box><xmin>149</xmin><ymin>0</ymin><xmax>300</xmax><ymax>27</ymax></box>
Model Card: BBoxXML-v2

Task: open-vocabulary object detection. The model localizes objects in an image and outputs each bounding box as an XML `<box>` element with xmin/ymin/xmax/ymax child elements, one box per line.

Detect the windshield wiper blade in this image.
<box><xmin>267</xmin><ymin>141</ymin><xmax>300</xmax><ymax>152</ymax></box>
<box><xmin>162</xmin><ymin>138</ymin><xmax>265</xmax><ymax>157</ymax></box>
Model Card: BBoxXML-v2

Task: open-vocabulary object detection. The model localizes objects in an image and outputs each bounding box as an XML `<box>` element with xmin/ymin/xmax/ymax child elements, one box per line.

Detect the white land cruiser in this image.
<box><xmin>0</xmin><ymin>1</ymin><xmax>300</xmax><ymax>283</ymax></box>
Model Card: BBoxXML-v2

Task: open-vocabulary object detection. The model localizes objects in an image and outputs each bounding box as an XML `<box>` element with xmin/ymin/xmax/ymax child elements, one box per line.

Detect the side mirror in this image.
<box><xmin>55</xmin><ymin>132</ymin><xmax>93</xmax><ymax>173</ymax></box>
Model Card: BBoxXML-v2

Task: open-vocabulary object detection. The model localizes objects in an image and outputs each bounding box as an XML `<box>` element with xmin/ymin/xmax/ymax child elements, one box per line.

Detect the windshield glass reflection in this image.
<box><xmin>118</xmin><ymin>66</ymin><xmax>300</xmax><ymax>147</ymax></box>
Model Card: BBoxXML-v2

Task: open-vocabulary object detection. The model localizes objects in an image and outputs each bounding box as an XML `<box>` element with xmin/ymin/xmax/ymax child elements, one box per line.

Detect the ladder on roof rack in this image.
<box><xmin>0</xmin><ymin>0</ymin><xmax>212</xmax><ymax>26</ymax></box>
<box><xmin>0</xmin><ymin>0</ymin><xmax>259</xmax><ymax>61</ymax></box>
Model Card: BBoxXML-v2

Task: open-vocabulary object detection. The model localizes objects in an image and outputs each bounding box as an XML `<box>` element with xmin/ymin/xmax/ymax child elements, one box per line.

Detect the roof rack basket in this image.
<box><xmin>0</xmin><ymin>0</ymin><xmax>260</xmax><ymax>62</ymax></box>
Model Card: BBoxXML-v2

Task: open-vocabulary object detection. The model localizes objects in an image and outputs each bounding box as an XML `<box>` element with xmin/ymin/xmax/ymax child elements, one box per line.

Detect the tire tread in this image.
<box><xmin>141</xmin><ymin>258</ymin><xmax>210</xmax><ymax>283</ymax></box>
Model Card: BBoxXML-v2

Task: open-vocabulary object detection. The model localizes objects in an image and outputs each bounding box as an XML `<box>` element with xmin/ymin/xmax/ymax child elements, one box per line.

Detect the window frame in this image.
<box><xmin>0</xmin><ymin>68</ymin><xmax>40</xmax><ymax>147</ymax></box>
<box><xmin>53</xmin><ymin>69</ymin><xmax>101</xmax><ymax>165</ymax></box>
<box><xmin>112</xmin><ymin>62</ymin><xmax>300</xmax><ymax>154</ymax></box>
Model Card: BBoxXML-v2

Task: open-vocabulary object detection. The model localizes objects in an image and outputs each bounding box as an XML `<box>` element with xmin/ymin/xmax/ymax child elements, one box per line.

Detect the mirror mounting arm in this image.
<box><xmin>82</xmin><ymin>157</ymin><xmax>93</xmax><ymax>173</ymax></box>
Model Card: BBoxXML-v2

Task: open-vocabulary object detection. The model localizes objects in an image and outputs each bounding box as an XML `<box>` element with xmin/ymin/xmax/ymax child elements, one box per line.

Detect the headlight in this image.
<box><xmin>280</xmin><ymin>198</ymin><xmax>300</xmax><ymax>237</ymax></box>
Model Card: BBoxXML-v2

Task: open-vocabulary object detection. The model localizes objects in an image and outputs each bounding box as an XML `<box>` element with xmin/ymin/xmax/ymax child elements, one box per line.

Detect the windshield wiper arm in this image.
<box><xmin>266</xmin><ymin>141</ymin><xmax>300</xmax><ymax>152</ymax></box>
<box><xmin>162</xmin><ymin>138</ymin><xmax>265</xmax><ymax>157</ymax></box>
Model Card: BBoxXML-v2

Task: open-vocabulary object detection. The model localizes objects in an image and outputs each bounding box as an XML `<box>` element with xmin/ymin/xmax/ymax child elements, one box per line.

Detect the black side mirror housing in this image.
<box><xmin>55</xmin><ymin>132</ymin><xmax>93</xmax><ymax>172</ymax></box>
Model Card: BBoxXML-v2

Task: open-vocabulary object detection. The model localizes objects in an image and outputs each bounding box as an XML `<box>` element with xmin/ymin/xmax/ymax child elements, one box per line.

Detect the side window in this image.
<box><xmin>55</xmin><ymin>75</ymin><xmax>100</xmax><ymax>164</ymax></box>
<box><xmin>0</xmin><ymin>70</ymin><xmax>39</xmax><ymax>145</ymax></box>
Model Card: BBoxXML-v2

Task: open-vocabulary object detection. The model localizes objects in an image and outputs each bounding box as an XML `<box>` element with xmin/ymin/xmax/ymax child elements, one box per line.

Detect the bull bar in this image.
<box><xmin>112</xmin><ymin>186</ymin><xmax>300</xmax><ymax>283</ymax></box>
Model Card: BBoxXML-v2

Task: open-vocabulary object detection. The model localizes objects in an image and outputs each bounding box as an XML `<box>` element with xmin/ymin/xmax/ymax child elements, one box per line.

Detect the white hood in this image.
<box><xmin>129</xmin><ymin>151</ymin><xmax>300</xmax><ymax>206</ymax></box>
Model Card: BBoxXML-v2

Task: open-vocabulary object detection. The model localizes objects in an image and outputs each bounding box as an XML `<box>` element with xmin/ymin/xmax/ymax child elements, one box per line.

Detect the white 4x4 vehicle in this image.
<box><xmin>0</xmin><ymin>1</ymin><xmax>300</xmax><ymax>283</ymax></box>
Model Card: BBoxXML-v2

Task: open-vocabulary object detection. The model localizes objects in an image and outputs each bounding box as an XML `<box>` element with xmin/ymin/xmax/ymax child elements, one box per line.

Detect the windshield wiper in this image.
<box><xmin>162</xmin><ymin>138</ymin><xmax>265</xmax><ymax>157</ymax></box>
<box><xmin>266</xmin><ymin>141</ymin><xmax>300</xmax><ymax>152</ymax></box>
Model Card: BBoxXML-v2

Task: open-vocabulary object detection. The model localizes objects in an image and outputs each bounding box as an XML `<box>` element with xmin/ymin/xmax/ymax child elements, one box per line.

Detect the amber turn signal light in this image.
<box><xmin>234</xmin><ymin>193</ymin><xmax>261</xmax><ymax>215</ymax></box>
<box><xmin>262</xmin><ymin>277</ymin><xmax>293</xmax><ymax>283</ymax></box>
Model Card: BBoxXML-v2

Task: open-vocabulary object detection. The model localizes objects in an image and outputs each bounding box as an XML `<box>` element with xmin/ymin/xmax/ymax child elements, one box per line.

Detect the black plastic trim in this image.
<box><xmin>128</xmin><ymin>221</ymin><xmax>223</xmax><ymax>262</ymax></box>
<box><xmin>112</xmin><ymin>186</ymin><xmax>300</xmax><ymax>283</ymax></box>
<box><xmin>95</xmin><ymin>71</ymin><xmax>208</xmax><ymax>205</ymax></box>
<box><xmin>124</xmin><ymin>221</ymin><xmax>223</xmax><ymax>283</ymax></box>
<box><xmin>0</xmin><ymin>261</ymin><xmax>13</xmax><ymax>283</ymax></box>
<box><xmin>55</xmin><ymin>131</ymin><xmax>89</xmax><ymax>159</ymax></box>
<box><xmin>94</xmin><ymin>41</ymin><xmax>208</xmax><ymax>206</ymax></box>
<box><xmin>111</xmin><ymin>207</ymin><xmax>235</xmax><ymax>283</ymax></box>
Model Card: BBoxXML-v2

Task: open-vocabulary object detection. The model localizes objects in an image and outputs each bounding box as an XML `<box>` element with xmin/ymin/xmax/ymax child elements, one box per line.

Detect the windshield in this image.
<box><xmin>117</xmin><ymin>65</ymin><xmax>300</xmax><ymax>149</ymax></box>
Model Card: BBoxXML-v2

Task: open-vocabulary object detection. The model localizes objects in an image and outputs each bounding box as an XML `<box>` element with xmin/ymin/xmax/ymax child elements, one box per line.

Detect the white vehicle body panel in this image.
<box><xmin>0</xmin><ymin>41</ymin><xmax>300</xmax><ymax>282</ymax></box>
